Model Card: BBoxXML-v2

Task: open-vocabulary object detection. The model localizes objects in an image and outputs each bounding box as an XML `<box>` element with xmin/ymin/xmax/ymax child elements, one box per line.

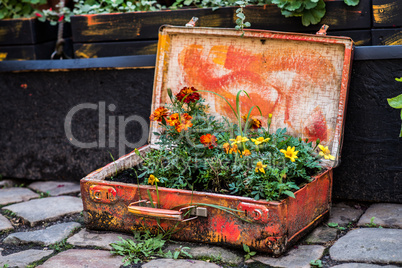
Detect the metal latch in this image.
<box><xmin>190</xmin><ymin>207</ymin><xmax>208</xmax><ymax>217</ymax></box>
<box><xmin>185</xmin><ymin>17</ymin><xmax>198</xmax><ymax>27</ymax></box>
<box><xmin>316</xmin><ymin>24</ymin><xmax>329</xmax><ymax>35</ymax></box>
<box><xmin>237</xmin><ymin>202</ymin><xmax>269</xmax><ymax>223</ymax></box>
<box><xmin>89</xmin><ymin>185</ymin><xmax>117</xmax><ymax>203</ymax></box>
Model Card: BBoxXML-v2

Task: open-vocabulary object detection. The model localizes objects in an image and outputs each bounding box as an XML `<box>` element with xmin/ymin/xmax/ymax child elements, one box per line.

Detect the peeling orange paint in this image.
<box><xmin>373</xmin><ymin>2</ymin><xmax>400</xmax><ymax>24</ymax></box>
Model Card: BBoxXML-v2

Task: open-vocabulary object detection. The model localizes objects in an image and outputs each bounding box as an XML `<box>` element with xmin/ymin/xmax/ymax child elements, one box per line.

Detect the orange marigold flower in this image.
<box><xmin>149</xmin><ymin>107</ymin><xmax>169</xmax><ymax>122</ymax></box>
<box><xmin>229</xmin><ymin>144</ymin><xmax>240</xmax><ymax>154</ymax></box>
<box><xmin>176</xmin><ymin>86</ymin><xmax>200</xmax><ymax>103</ymax></box>
<box><xmin>166</xmin><ymin>113</ymin><xmax>179</xmax><ymax>126</ymax></box>
<box><xmin>200</xmin><ymin>134</ymin><xmax>217</xmax><ymax>149</ymax></box>
<box><xmin>242</xmin><ymin>149</ymin><xmax>251</xmax><ymax>157</ymax></box>
<box><xmin>250</xmin><ymin>118</ymin><xmax>262</xmax><ymax>129</ymax></box>
<box><xmin>176</xmin><ymin>119</ymin><xmax>193</xmax><ymax>133</ymax></box>
<box><xmin>242</xmin><ymin>115</ymin><xmax>262</xmax><ymax>129</ymax></box>
<box><xmin>182</xmin><ymin>113</ymin><xmax>192</xmax><ymax>121</ymax></box>
<box><xmin>223</xmin><ymin>143</ymin><xmax>230</xmax><ymax>154</ymax></box>
<box><xmin>168</xmin><ymin>113</ymin><xmax>193</xmax><ymax>133</ymax></box>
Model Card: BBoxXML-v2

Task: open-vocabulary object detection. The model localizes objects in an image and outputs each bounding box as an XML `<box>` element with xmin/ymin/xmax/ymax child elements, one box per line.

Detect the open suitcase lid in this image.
<box><xmin>150</xmin><ymin>26</ymin><xmax>354</xmax><ymax>168</ymax></box>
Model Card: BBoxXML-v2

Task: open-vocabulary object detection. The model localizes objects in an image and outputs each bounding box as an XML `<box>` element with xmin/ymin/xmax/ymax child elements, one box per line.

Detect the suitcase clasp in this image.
<box><xmin>89</xmin><ymin>185</ymin><xmax>117</xmax><ymax>203</ymax></box>
<box><xmin>237</xmin><ymin>202</ymin><xmax>269</xmax><ymax>223</ymax></box>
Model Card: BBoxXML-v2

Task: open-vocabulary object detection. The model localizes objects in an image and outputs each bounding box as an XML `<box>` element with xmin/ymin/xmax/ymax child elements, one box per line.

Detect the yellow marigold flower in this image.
<box><xmin>318</xmin><ymin>145</ymin><xmax>335</xmax><ymax>160</ymax></box>
<box><xmin>251</xmin><ymin>137</ymin><xmax>270</xmax><ymax>145</ymax></box>
<box><xmin>280</xmin><ymin>146</ymin><xmax>299</xmax><ymax>162</ymax></box>
<box><xmin>148</xmin><ymin>174</ymin><xmax>159</xmax><ymax>185</ymax></box>
<box><xmin>223</xmin><ymin>143</ymin><xmax>230</xmax><ymax>154</ymax></box>
<box><xmin>229</xmin><ymin>135</ymin><xmax>249</xmax><ymax>145</ymax></box>
<box><xmin>255</xmin><ymin>161</ymin><xmax>267</xmax><ymax>174</ymax></box>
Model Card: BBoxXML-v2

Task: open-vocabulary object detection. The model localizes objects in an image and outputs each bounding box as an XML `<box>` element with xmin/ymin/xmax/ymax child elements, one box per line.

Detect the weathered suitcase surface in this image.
<box><xmin>81</xmin><ymin>26</ymin><xmax>353</xmax><ymax>255</ymax></box>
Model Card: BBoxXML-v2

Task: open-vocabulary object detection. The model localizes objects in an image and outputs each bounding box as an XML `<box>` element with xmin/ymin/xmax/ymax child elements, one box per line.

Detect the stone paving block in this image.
<box><xmin>304</xmin><ymin>226</ymin><xmax>339</xmax><ymax>244</ymax></box>
<box><xmin>331</xmin><ymin>264</ymin><xmax>400</xmax><ymax>268</ymax></box>
<box><xmin>330</xmin><ymin>228</ymin><xmax>402</xmax><ymax>264</ymax></box>
<box><xmin>328</xmin><ymin>202</ymin><xmax>364</xmax><ymax>227</ymax></box>
<box><xmin>0</xmin><ymin>249</ymin><xmax>54</xmax><ymax>268</ymax></box>
<box><xmin>357</xmin><ymin>203</ymin><xmax>402</xmax><ymax>228</ymax></box>
<box><xmin>0</xmin><ymin>179</ymin><xmax>16</xmax><ymax>188</ymax></box>
<box><xmin>164</xmin><ymin>244</ymin><xmax>243</xmax><ymax>265</ymax></box>
<box><xmin>142</xmin><ymin>258</ymin><xmax>221</xmax><ymax>268</ymax></box>
<box><xmin>67</xmin><ymin>228</ymin><xmax>132</xmax><ymax>250</ymax></box>
<box><xmin>29</xmin><ymin>181</ymin><xmax>81</xmax><ymax>196</ymax></box>
<box><xmin>3</xmin><ymin>196</ymin><xmax>83</xmax><ymax>227</ymax></box>
<box><xmin>37</xmin><ymin>249</ymin><xmax>123</xmax><ymax>268</ymax></box>
<box><xmin>0</xmin><ymin>187</ymin><xmax>39</xmax><ymax>205</ymax></box>
<box><xmin>252</xmin><ymin>245</ymin><xmax>325</xmax><ymax>268</ymax></box>
<box><xmin>4</xmin><ymin>222</ymin><xmax>81</xmax><ymax>246</ymax></box>
<box><xmin>0</xmin><ymin>214</ymin><xmax>13</xmax><ymax>232</ymax></box>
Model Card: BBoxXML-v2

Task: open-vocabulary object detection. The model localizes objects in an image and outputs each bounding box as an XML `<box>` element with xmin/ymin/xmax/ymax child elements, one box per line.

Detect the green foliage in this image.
<box><xmin>310</xmin><ymin>259</ymin><xmax>323</xmax><ymax>267</ymax></box>
<box><xmin>110</xmin><ymin>231</ymin><xmax>170</xmax><ymax>265</ymax></box>
<box><xmin>49</xmin><ymin>239</ymin><xmax>74</xmax><ymax>252</ymax></box>
<box><xmin>2</xmin><ymin>264</ymin><xmax>9</xmax><ymax>268</ymax></box>
<box><xmin>365</xmin><ymin>217</ymin><xmax>383</xmax><ymax>228</ymax></box>
<box><xmin>387</xmin><ymin>77</ymin><xmax>402</xmax><ymax>137</ymax></box>
<box><xmin>36</xmin><ymin>2</ymin><xmax>72</xmax><ymax>24</ymax></box>
<box><xmin>72</xmin><ymin>0</ymin><xmax>164</xmax><ymax>15</ymax></box>
<box><xmin>234</xmin><ymin>0</ymin><xmax>251</xmax><ymax>36</ymax></box>
<box><xmin>327</xmin><ymin>222</ymin><xmax>346</xmax><ymax>231</ymax></box>
<box><xmin>243</xmin><ymin>243</ymin><xmax>256</xmax><ymax>260</ymax></box>
<box><xmin>38</xmin><ymin>191</ymin><xmax>50</xmax><ymax>198</ymax></box>
<box><xmin>0</xmin><ymin>0</ymin><xmax>46</xmax><ymax>19</ymax></box>
<box><xmin>140</xmin><ymin>88</ymin><xmax>328</xmax><ymax>202</ymax></box>
<box><xmin>164</xmin><ymin>246</ymin><xmax>192</xmax><ymax>259</ymax></box>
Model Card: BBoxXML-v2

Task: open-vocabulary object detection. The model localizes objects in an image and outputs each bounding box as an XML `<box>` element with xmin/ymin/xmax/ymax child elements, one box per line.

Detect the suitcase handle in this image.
<box><xmin>128</xmin><ymin>200</ymin><xmax>197</xmax><ymax>222</ymax></box>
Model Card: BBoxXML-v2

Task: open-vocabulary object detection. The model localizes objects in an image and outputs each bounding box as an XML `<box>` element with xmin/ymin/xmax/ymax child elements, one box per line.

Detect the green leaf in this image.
<box><xmin>243</xmin><ymin>243</ymin><xmax>250</xmax><ymax>252</ymax></box>
<box><xmin>387</xmin><ymin>94</ymin><xmax>402</xmax><ymax>109</ymax></box>
<box><xmin>301</xmin><ymin>0</ymin><xmax>326</xmax><ymax>26</ymax></box>
<box><xmin>283</xmin><ymin>190</ymin><xmax>295</xmax><ymax>198</ymax></box>
<box><xmin>327</xmin><ymin>222</ymin><xmax>338</xmax><ymax>228</ymax></box>
<box><xmin>237</xmin><ymin>12</ymin><xmax>245</xmax><ymax>19</ymax></box>
<box><xmin>396</xmin><ymin>77</ymin><xmax>402</xmax><ymax>82</ymax></box>
<box><xmin>344</xmin><ymin>0</ymin><xmax>359</xmax><ymax>6</ymax></box>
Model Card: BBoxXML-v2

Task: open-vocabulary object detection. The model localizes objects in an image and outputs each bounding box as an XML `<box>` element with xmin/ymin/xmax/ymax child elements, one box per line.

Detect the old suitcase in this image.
<box><xmin>80</xmin><ymin>26</ymin><xmax>353</xmax><ymax>255</ymax></box>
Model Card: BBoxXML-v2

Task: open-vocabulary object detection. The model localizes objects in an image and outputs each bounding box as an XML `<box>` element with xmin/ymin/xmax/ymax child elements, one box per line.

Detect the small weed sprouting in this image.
<box><xmin>110</xmin><ymin>231</ymin><xmax>194</xmax><ymax>265</ymax></box>
<box><xmin>164</xmin><ymin>245</ymin><xmax>192</xmax><ymax>260</ymax></box>
<box><xmin>366</xmin><ymin>217</ymin><xmax>383</xmax><ymax>228</ymax></box>
<box><xmin>110</xmin><ymin>231</ymin><xmax>166</xmax><ymax>265</ymax></box>
<box><xmin>3</xmin><ymin>209</ymin><xmax>16</xmax><ymax>217</ymax></box>
<box><xmin>49</xmin><ymin>239</ymin><xmax>73</xmax><ymax>253</ymax></box>
<box><xmin>310</xmin><ymin>259</ymin><xmax>323</xmax><ymax>267</ymax></box>
<box><xmin>39</xmin><ymin>191</ymin><xmax>50</xmax><ymax>198</ymax></box>
<box><xmin>243</xmin><ymin>243</ymin><xmax>256</xmax><ymax>261</ymax></box>
<box><xmin>327</xmin><ymin>222</ymin><xmax>346</xmax><ymax>231</ymax></box>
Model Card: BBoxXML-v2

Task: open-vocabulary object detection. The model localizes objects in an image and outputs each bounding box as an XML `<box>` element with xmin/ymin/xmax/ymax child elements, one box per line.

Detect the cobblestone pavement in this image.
<box><xmin>0</xmin><ymin>179</ymin><xmax>401</xmax><ymax>268</ymax></box>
